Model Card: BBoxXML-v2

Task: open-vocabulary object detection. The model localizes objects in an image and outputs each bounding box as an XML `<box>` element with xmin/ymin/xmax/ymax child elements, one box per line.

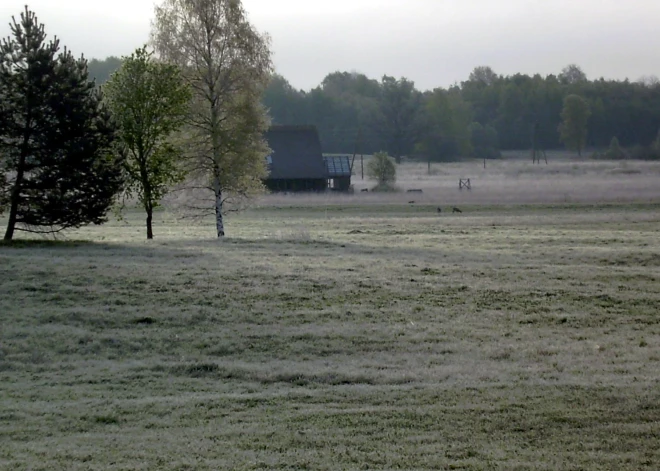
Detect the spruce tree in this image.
<box><xmin>0</xmin><ymin>7</ymin><xmax>123</xmax><ymax>240</ymax></box>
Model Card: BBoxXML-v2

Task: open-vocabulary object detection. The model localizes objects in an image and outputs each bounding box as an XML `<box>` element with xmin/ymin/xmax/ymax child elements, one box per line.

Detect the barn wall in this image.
<box><xmin>265</xmin><ymin>179</ymin><xmax>328</xmax><ymax>193</ymax></box>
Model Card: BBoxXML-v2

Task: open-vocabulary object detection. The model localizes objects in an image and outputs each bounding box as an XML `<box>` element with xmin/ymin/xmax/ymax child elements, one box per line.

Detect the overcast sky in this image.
<box><xmin>1</xmin><ymin>0</ymin><xmax>659</xmax><ymax>91</ymax></box>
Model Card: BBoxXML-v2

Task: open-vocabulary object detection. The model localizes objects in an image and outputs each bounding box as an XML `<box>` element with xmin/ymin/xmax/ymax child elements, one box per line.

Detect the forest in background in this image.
<box><xmin>89</xmin><ymin>58</ymin><xmax>660</xmax><ymax>161</ymax></box>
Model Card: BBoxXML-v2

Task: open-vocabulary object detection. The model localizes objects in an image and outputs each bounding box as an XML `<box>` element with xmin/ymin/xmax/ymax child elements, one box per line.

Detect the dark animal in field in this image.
<box><xmin>452</xmin><ymin>207</ymin><xmax>462</xmax><ymax>213</ymax></box>
<box><xmin>408</xmin><ymin>200</ymin><xmax>416</xmax><ymax>204</ymax></box>
<box><xmin>407</xmin><ymin>189</ymin><xmax>423</xmax><ymax>193</ymax></box>
<box><xmin>361</xmin><ymin>188</ymin><xmax>369</xmax><ymax>192</ymax></box>
<box><xmin>436</xmin><ymin>207</ymin><xmax>442</xmax><ymax>213</ymax></box>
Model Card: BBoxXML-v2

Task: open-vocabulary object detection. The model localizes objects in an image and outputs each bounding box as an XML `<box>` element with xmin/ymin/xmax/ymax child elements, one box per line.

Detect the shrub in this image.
<box><xmin>366</xmin><ymin>152</ymin><xmax>397</xmax><ymax>186</ymax></box>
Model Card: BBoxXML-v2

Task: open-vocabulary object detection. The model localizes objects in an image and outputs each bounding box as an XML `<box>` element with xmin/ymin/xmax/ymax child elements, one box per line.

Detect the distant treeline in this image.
<box><xmin>88</xmin><ymin>58</ymin><xmax>660</xmax><ymax>160</ymax></box>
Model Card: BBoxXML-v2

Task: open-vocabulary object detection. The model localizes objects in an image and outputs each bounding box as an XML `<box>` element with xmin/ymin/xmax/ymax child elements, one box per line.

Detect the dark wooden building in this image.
<box><xmin>264</xmin><ymin>125</ymin><xmax>329</xmax><ymax>192</ymax></box>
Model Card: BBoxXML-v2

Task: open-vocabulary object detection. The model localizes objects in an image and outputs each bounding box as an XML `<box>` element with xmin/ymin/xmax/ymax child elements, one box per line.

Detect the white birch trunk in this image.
<box><xmin>214</xmin><ymin>176</ymin><xmax>224</xmax><ymax>237</ymax></box>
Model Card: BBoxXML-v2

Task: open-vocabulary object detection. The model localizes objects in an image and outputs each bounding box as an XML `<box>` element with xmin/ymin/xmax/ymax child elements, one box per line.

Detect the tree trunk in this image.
<box><xmin>146</xmin><ymin>207</ymin><xmax>154</xmax><ymax>240</ymax></box>
<box><xmin>3</xmin><ymin>182</ymin><xmax>22</xmax><ymax>241</ymax></box>
<box><xmin>214</xmin><ymin>176</ymin><xmax>224</xmax><ymax>237</ymax></box>
<box><xmin>3</xmin><ymin>146</ymin><xmax>28</xmax><ymax>241</ymax></box>
<box><xmin>142</xmin><ymin>165</ymin><xmax>154</xmax><ymax>240</ymax></box>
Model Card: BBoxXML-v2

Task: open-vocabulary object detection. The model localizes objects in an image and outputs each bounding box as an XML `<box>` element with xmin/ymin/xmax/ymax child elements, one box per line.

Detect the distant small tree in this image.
<box><xmin>559</xmin><ymin>64</ymin><xmax>587</xmax><ymax>85</ymax></box>
<box><xmin>558</xmin><ymin>94</ymin><xmax>591</xmax><ymax>157</ymax></box>
<box><xmin>104</xmin><ymin>46</ymin><xmax>192</xmax><ymax>240</ymax></box>
<box><xmin>366</xmin><ymin>151</ymin><xmax>396</xmax><ymax>189</ymax></box>
<box><xmin>605</xmin><ymin>137</ymin><xmax>627</xmax><ymax>160</ymax></box>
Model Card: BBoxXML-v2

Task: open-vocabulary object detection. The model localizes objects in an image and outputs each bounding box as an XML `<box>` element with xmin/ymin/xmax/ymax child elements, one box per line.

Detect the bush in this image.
<box><xmin>366</xmin><ymin>152</ymin><xmax>396</xmax><ymax>186</ymax></box>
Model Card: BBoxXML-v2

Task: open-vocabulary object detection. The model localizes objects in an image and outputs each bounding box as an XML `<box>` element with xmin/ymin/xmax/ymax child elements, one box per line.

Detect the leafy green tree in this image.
<box><xmin>461</xmin><ymin>66</ymin><xmax>502</xmax><ymax>125</ymax></box>
<box><xmin>366</xmin><ymin>151</ymin><xmax>396</xmax><ymax>189</ymax></box>
<box><xmin>558</xmin><ymin>94</ymin><xmax>591</xmax><ymax>156</ymax></box>
<box><xmin>152</xmin><ymin>0</ymin><xmax>272</xmax><ymax>237</ymax></box>
<box><xmin>415</xmin><ymin>88</ymin><xmax>461</xmax><ymax>167</ymax></box>
<box><xmin>0</xmin><ymin>7</ymin><xmax>123</xmax><ymax>241</ymax></box>
<box><xmin>468</xmin><ymin>122</ymin><xmax>501</xmax><ymax>161</ymax></box>
<box><xmin>318</xmin><ymin>71</ymin><xmax>384</xmax><ymax>154</ymax></box>
<box><xmin>376</xmin><ymin>76</ymin><xmax>421</xmax><ymax>163</ymax></box>
<box><xmin>263</xmin><ymin>74</ymin><xmax>308</xmax><ymax>125</ymax></box>
<box><xmin>104</xmin><ymin>46</ymin><xmax>192</xmax><ymax>240</ymax></box>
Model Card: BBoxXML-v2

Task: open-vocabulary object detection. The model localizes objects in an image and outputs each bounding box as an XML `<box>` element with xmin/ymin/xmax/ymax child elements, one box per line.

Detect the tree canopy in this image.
<box><xmin>104</xmin><ymin>46</ymin><xmax>192</xmax><ymax>240</ymax></box>
<box><xmin>260</xmin><ymin>65</ymin><xmax>660</xmax><ymax>160</ymax></box>
<box><xmin>82</xmin><ymin>54</ymin><xmax>660</xmax><ymax>160</ymax></box>
<box><xmin>0</xmin><ymin>7</ymin><xmax>123</xmax><ymax>240</ymax></box>
<box><xmin>151</xmin><ymin>0</ymin><xmax>272</xmax><ymax>237</ymax></box>
<box><xmin>558</xmin><ymin>94</ymin><xmax>591</xmax><ymax>156</ymax></box>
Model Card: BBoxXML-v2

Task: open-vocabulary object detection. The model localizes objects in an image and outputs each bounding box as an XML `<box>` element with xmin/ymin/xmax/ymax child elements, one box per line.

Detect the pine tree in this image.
<box><xmin>0</xmin><ymin>7</ymin><xmax>123</xmax><ymax>240</ymax></box>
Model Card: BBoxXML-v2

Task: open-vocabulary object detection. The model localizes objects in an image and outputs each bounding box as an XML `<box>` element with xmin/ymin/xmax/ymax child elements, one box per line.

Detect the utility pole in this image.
<box><xmin>361</xmin><ymin>153</ymin><xmax>364</xmax><ymax>180</ymax></box>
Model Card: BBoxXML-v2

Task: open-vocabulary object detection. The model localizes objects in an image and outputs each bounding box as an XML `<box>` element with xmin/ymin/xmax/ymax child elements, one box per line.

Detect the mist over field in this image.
<box><xmin>258</xmin><ymin>158</ymin><xmax>660</xmax><ymax>207</ymax></box>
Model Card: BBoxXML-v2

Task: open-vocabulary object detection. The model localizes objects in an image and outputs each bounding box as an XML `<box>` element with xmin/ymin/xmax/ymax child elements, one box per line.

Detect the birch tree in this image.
<box><xmin>151</xmin><ymin>0</ymin><xmax>272</xmax><ymax>237</ymax></box>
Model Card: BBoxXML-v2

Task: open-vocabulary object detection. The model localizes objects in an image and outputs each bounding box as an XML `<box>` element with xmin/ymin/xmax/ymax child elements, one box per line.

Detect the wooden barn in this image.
<box><xmin>264</xmin><ymin>125</ymin><xmax>329</xmax><ymax>192</ymax></box>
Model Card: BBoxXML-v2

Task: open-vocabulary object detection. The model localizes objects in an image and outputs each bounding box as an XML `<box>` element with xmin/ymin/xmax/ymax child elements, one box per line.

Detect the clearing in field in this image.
<box><xmin>1</xmin><ymin>160</ymin><xmax>659</xmax><ymax>470</ymax></box>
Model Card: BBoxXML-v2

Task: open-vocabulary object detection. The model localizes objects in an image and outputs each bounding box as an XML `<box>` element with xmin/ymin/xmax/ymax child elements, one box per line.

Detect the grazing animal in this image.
<box><xmin>406</xmin><ymin>189</ymin><xmax>423</xmax><ymax>193</ymax></box>
<box><xmin>361</xmin><ymin>188</ymin><xmax>369</xmax><ymax>192</ymax></box>
<box><xmin>452</xmin><ymin>207</ymin><xmax>462</xmax><ymax>213</ymax></box>
<box><xmin>408</xmin><ymin>200</ymin><xmax>416</xmax><ymax>204</ymax></box>
<box><xmin>436</xmin><ymin>207</ymin><xmax>442</xmax><ymax>213</ymax></box>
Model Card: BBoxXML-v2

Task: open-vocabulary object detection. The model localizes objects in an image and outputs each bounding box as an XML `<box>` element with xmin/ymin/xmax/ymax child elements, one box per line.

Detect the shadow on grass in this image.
<box><xmin>0</xmin><ymin>239</ymin><xmax>95</xmax><ymax>249</ymax></box>
<box><xmin>168</xmin><ymin>362</ymin><xmax>415</xmax><ymax>386</ymax></box>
